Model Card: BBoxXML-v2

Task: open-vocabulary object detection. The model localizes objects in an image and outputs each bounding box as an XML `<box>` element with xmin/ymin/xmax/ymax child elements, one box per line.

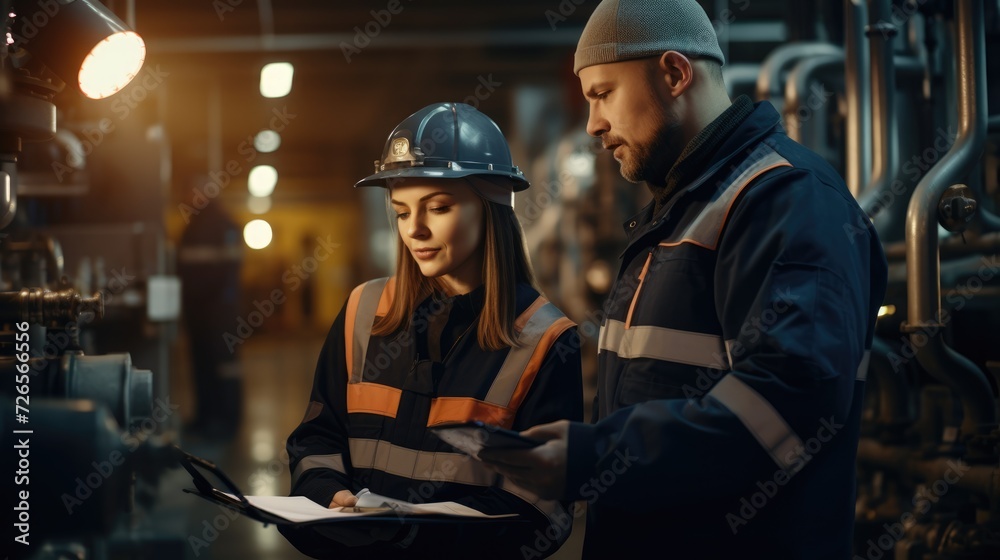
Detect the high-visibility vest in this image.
<box><xmin>337</xmin><ymin>278</ymin><xmax>576</xmax><ymax>525</ymax></box>
<box><xmin>344</xmin><ymin>277</ymin><xmax>576</xmax><ymax>429</ymax></box>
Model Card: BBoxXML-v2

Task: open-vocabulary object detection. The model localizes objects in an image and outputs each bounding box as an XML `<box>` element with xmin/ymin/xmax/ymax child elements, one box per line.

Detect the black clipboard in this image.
<box><xmin>173</xmin><ymin>446</ymin><xmax>524</xmax><ymax>527</ymax></box>
<box><xmin>430</xmin><ymin>421</ymin><xmax>543</xmax><ymax>458</ymax></box>
<box><xmin>175</xmin><ymin>446</ymin><xmax>293</xmax><ymax>527</ymax></box>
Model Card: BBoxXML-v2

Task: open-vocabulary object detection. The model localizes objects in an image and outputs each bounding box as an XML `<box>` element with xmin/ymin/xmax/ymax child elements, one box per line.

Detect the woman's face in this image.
<box><xmin>390</xmin><ymin>180</ymin><xmax>484</xmax><ymax>295</ymax></box>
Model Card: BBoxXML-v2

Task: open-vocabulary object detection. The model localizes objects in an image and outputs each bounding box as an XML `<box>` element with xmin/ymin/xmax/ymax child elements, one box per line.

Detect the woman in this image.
<box><xmin>280</xmin><ymin>103</ymin><xmax>583</xmax><ymax>559</ymax></box>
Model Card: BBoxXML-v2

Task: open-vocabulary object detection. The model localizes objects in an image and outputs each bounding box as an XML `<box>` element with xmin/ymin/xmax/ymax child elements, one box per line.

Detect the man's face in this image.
<box><xmin>579</xmin><ymin>59</ymin><xmax>680</xmax><ymax>185</ymax></box>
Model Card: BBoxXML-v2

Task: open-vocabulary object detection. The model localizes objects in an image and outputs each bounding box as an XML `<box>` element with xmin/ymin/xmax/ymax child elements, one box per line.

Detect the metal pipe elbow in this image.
<box><xmin>912</xmin><ymin>330</ymin><xmax>997</xmax><ymax>436</ymax></box>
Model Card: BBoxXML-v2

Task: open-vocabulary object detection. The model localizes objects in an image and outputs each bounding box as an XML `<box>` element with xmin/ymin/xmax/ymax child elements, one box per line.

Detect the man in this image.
<box><xmin>480</xmin><ymin>0</ymin><xmax>887</xmax><ymax>557</ymax></box>
<box><xmin>178</xmin><ymin>194</ymin><xmax>244</xmax><ymax>441</ymax></box>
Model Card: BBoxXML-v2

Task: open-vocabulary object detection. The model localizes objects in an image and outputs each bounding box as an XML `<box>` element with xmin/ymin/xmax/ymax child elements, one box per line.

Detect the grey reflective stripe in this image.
<box><xmin>351</xmin><ymin>277</ymin><xmax>389</xmax><ymax>383</ymax></box>
<box><xmin>485</xmin><ymin>301</ymin><xmax>564</xmax><ymax>407</ymax></box>
<box><xmin>291</xmin><ymin>453</ymin><xmax>347</xmax><ymax>486</ymax></box>
<box><xmin>598</xmin><ymin>319</ymin><xmax>728</xmax><ymax>369</ymax></box>
<box><xmin>349</xmin><ymin>438</ymin><xmax>496</xmax><ymax>486</ymax></box>
<box><xmin>856</xmin><ymin>350</ymin><xmax>871</xmax><ymax>381</ymax></box>
<box><xmin>663</xmin><ymin>145</ymin><xmax>791</xmax><ymax>249</ymax></box>
<box><xmin>708</xmin><ymin>374</ymin><xmax>805</xmax><ymax>472</ymax></box>
<box><xmin>499</xmin><ymin>477</ymin><xmax>567</xmax><ymax>524</ymax></box>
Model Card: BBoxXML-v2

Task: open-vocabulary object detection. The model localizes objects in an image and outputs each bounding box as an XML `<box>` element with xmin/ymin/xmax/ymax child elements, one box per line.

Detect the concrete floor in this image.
<box><xmin>156</xmin><ymin>327</ymin><xmax>584</xmax><ymax>560</ymax></box>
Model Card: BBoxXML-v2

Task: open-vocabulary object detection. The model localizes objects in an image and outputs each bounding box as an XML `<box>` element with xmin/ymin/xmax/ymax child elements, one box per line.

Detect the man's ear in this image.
<box><xmin>657</xmin><ymin>51</ymin><xmax>695</xmax><ymax>97</ymax></box>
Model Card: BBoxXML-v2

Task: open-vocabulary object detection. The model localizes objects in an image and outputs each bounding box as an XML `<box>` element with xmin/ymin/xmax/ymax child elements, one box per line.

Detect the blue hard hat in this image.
<box><xmin>355</xmin><ymin>102</ymin><xmax>529</xmax><ymax>191</ymax></box>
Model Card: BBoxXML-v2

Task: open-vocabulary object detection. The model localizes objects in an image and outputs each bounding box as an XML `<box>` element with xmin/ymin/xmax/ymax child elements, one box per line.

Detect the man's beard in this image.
<box><xmin>617</xmin><ymin>106</ymin><xmax>682</xmax><ymax>185</ymax></box>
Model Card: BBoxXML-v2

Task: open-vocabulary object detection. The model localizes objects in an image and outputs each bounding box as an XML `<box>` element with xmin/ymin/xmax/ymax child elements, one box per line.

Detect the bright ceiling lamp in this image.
<box><xmin>260</xmin><ymin>62</ymin><xmax>293</xmax><ymax>98</ymax></box>
<box><xmin>78</xmin><ymin>31</ymin><xmax>145</xmax><ymax>99</ymax></box>
<box><xmin>248</xmin><ymin>165</ymin><xmax>278</xmax><ymax>197</ymax></box>
<box><xmin>12</xmin><ymin>0</ymin><xmax>146</xmax><ymax>99</ymax></box>
<box><xmin>254</xmin><ymin>129</ymin><xmax>281</xmax><ymax>153</ymax></box>
<box><xmin>244</xmin><ymin>219</ymin><xmax>273</xmax><ymax>250</ymax></box>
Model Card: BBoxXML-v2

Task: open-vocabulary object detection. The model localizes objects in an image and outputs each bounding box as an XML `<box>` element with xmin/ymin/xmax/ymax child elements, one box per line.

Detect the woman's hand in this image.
<box><xmin>320</xmin><ymin>489</ymin><xmax>410</xmax><ymax>547</ymax></box>
<box><xmin>329</xmin><ymin>489</ymin><xmax>358</xmax><ymax>508</ymax></box>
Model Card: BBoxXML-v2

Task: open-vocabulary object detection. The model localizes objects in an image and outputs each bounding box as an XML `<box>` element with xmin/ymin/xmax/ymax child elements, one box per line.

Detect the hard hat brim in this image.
<box><xmin>355</xmin><ymin>167</ymin><xmax>530</xmax><ymax>191</ymax></box>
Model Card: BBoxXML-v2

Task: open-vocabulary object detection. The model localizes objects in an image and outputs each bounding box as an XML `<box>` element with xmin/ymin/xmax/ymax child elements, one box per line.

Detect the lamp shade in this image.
<box><xmin>12</xmin><ymin>0</ymin><xmax>146</xmax><ymax>99</ymax></box>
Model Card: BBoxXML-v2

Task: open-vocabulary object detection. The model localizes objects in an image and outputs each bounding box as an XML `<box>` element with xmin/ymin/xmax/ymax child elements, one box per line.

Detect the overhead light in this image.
<box><xmin>12</xmin><ymin>0</ymin><xmax>146</xmax><ymax>99</ymax></box>
<box><xmin>248</xmin><ymin>165</ymin><xmax>277</xmax><ymax>197</ymax></box>
<box><xmin>78</xmin><ymin>31</ymin><xmax>145</xmax><ymax>99</ymax></box>
<box><xmin>260</xmin><ymin>62</ymin><xmax>293</xmax><ymax>98</ymax></box>
<box><xmin>254</xmin><ymin>130</ymin><xmax>281</xmax><ymax>153</ymax></box>
<box><xmin>244</xmin><ymin>219</ymin><xmax>272</xmax><ymax>250</ymax></box>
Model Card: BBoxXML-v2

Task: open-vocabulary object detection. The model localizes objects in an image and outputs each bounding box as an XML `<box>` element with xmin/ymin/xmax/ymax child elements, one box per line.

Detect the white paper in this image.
<box><xmin>356</xmin><ymin>490</ymin><xmax>512</xmax><ymax>517</ymax></box>
<box><xmin>222</xmin><ymin>492</ymin><xmax>516</xmax><ymax>523</ymax></box>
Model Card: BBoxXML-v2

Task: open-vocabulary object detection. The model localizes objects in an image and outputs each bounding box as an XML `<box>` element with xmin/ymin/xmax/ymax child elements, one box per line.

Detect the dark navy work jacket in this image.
<box><xmin>567</xmin><ymin>101</ymin><xmax>888</xmax><ymax>559</ymax></box>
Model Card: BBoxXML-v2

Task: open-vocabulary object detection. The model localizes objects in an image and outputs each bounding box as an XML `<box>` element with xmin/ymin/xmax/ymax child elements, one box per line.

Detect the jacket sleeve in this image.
<box><xmin>285</xmin><ymin>301</ymin><xmax>355</xmax><ymax>507</ymax></box>
<box><xmin>409</xmin><ymin>328</ymin><xmax>584</xmax><ymax>559</ymax></box>
<box><xmin>564</xmin><ymin>168</ymin><xmax>881</xmax><ymax>508</ymax></box>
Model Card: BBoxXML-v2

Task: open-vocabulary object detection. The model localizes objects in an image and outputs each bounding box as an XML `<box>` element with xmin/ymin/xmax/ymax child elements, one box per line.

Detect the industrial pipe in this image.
<box><xmin>754</xmin><ymin>41</ymin><xmax>842</xmax><ymax>104</ymax></box>
<box><xmin>782</xmin><ymin>52</ymin><xmax>843</xmax><ymax>145</ymax></box>
<box><xmin>883</xmin><ymin>232</ymin><xmax>1000</xmax><ymax>260</ymax></box>
<box><xmin>978</xmin><ymin>210</ymin><xmax>1000</xmax><ymax>233</ymax></box>
<box><xmin>904</xmin><ymin>0</ymin><xmax>997</xmax><ymax>436</ymax></box>
<box><xmin>857</xmin><ymin>438</ymin><xmax>999</xmax><ymax>501</ymax></box>
<box><xmin>0</xmin><ymin>353</ymin><xmax>152</xmax><ymax>427</ymax></box>
<box><xmin>782</xmin><ymin>52</ymin><xmax>921</xmax><ymax>163</ymax></box>
<box><xmin>859</xmin><ymin>0</ymin><xmax>900</xmax><ymax>222</ymax></box>
<box><xmin>868</xmin><ymin>336</ymin><xmax>915</xmax><ymax>430</ymax></box>
<box><xmin>0</xmin><ymin>288</ymin><xmax>103</xmax><ymax>324</ymax></box>
<box><xmin>721</xmin><ymin>63</ymin><xmax>761</xmax><ymax>99</ymax></box>
<box><xmin>845</xmin><ymin>0</ymin><xmax>872</xmax><ymax>198</ymax></box>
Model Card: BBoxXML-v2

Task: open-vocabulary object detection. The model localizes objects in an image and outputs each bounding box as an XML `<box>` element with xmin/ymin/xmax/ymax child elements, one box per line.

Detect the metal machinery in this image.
<box><xmin>0</xmin><ymin>1</ymin><xmax>182</xmax><ymax>559</ymax></box>
<box><xmin>528</xmin><ymin>0</ymin><xmax>1000</xmax><ymax>557</ymax></box>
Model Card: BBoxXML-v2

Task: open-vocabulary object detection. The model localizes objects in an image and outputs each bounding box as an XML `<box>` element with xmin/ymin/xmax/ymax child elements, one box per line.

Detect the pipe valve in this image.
<box><xmin>938</xmin><ymin>184</ymin><xmax>978</xmax><ymax>233</ymax></box>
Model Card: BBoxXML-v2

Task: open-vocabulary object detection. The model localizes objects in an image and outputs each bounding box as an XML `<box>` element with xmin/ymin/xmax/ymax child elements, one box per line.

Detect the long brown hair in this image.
<box><xmin>371</xmin><ymin>184</ymin><xmax>537</xmax><ymax>351</ymax></box>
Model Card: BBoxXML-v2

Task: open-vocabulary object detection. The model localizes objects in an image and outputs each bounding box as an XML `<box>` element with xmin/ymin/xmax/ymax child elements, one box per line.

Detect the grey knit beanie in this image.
<box><xmin>574</xmin><ymin>0</ymin><xmax>725</xmax><ymax>75</ymax></box>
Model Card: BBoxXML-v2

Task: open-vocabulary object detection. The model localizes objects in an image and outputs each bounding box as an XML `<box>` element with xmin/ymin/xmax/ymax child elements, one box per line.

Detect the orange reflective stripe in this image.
<box><xmin>427</xmin><ymin>316</ymin><xmax>575</xmax><ymax>429</ymax></box>
<box><xmin>427</xmin><ymin>397</ymin><xmax>516</xmax><ymax>429</ymax></box>
<box><xmin>346</xmin><ymin>278</ymin><xmax>399</xmax><ymax>417</ymax></box>
<box><xmin>343</xmin><ymin>283</ymin><xmax>366</xmax><ymax>382</ymax></box>
<box><xmin>507</xmin><ymin>316</ymin><xmax>575</xmax><ymax>413</ymax></box>
<box><xmin>624</xmin><ymin>252</ymin><xmax>653</xmax><ymax>329</ymax></box>
<box><xmin>658</xmin><ymin>238</ymin><xmax>714</xmax><ymax>250</ymax></box>
<box><xmin>346</xmin><ymin>382</ymin><xmax>401</xmax><ymax>418</ymax></box>
<box><xmin>375</xmin><ymin>276</ymin><xmax>396</xmax><ymax>317</ymax></box>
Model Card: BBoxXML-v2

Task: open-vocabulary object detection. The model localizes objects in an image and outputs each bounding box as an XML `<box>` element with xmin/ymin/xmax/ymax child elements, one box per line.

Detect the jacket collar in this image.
<box><xmin>620</xmin><ymin>101</ymin><xmax>784</xmax><ymax>241</ymax></box>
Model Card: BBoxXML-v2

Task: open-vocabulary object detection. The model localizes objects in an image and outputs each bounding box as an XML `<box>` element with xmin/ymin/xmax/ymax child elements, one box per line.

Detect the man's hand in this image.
<box><xmin>478</xmin><ymin>420</ymin><xmax>570</xmax><ymax>500</ymax></box>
